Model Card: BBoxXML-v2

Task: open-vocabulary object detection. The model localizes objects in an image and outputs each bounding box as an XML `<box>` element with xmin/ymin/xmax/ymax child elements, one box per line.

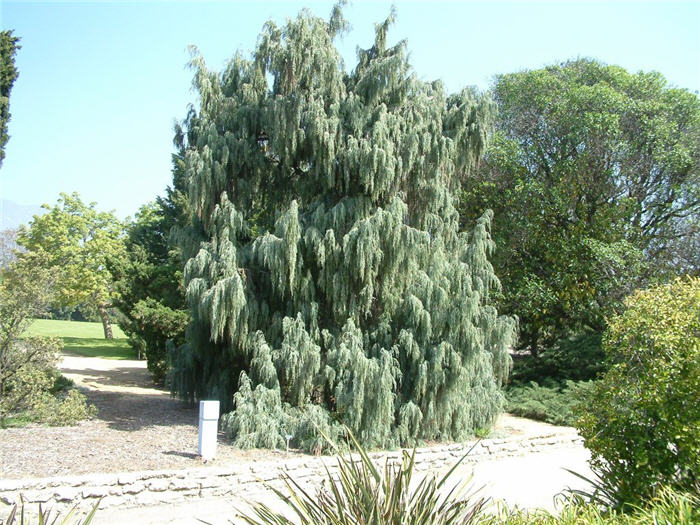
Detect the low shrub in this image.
<box><xmin>506</xmin><ymin>380</ymin><xmax>595</xmax><ymax>426</ymax></box>
<box><xmin>0</xmin><ymin>263</ymin><xmax>96</xmax><ymax>428</ymax></box>
<box><xmin>31</xmin><ymin>389</ymin><xmax>97</xmax><ymax>426</ymax></box>
<box><xmin>50</xmin><ymin>373</ymin><xmax>75</xmax><ymax>395</ymax></box>
<box><xmin>0</xmin><ymin>337</ymin><xmax>61</xmax><ymax>421</ymax></box>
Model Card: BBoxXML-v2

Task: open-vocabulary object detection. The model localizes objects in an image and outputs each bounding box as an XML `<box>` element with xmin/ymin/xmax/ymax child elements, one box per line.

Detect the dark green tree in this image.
<box><xmin>110</xmin><ymin>155</ymin><xmax>189</xmax><ymax>384</ymax></box>
<box><xmin>0</xmin><ymin>30</ymin><xmax>20</xmax><ymax>168</ymax></box>
<box><xmin>170</xmin><ymin>7</ymin><xmax>516</xmax><ymax>451</ymax></box>
<box><xmin>460</xmin><ymin>59</ymin><xmax>700</xmax><ymax>355</ymax></box>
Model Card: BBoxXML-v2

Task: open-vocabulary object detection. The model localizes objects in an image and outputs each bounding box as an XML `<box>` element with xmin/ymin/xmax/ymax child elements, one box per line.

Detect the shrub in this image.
<box><xmin>129</xmin><ymin>298</ymin><xmax>188</xmax><ymax>385</ymax></box>
<box><xmin>506</xmin><ymin>380</ymin><xmax>595</xmax><ymax>426</ymax></box>
<box><xmin>576</xmin><ymin>277</ymin><xmax>700</xmax><ymax>508</ymax></box>
<box><xmin>31</xmin><ymin>389</ymin><xmax>97</xmax><ymax>426</ymax></box>
<box><xmin>0</xmin><ymin>337</ymin><xmax>61</xmax><ymax>420</ymax></box>
<box><xmin>0</xmin><ymin>263</ymin><xmax>96</xmax><ymax>427</ymax></box>
<box><xmin>237</xmin><ymin>429</ymin><xmax>488</xmax><ymax>525</ymax></box>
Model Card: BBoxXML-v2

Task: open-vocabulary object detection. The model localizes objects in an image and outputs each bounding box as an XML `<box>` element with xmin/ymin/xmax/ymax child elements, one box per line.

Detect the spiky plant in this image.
<box><xmin>2</xmin><ymin>498</ymin><xmax>99</xmax><ymax>525</ymax></box>
<box><xmin>236</xmin><ymin>430</ymin><xmax>487</xmax><ymax>525</ymax></box>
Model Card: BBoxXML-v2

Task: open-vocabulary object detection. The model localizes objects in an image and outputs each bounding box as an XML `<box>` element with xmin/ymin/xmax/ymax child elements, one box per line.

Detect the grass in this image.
<box><xmin>26</xmin><ymin>319</ymin><xmax>137</xmax><ymax>360</ymax></box>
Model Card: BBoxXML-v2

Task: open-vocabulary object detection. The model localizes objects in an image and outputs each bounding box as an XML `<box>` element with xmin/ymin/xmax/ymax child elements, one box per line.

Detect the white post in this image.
<box><xmin>198</xmin><ymin>400</ymin><xmax>220</xmax><ymax>461</ymax></box>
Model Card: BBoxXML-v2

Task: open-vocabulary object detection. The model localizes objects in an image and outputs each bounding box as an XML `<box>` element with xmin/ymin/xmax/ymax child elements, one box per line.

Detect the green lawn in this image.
<box><xmin>27</xmin><ymin>319</ymin><xmax>137</xmax><ymax>360</ymax></box>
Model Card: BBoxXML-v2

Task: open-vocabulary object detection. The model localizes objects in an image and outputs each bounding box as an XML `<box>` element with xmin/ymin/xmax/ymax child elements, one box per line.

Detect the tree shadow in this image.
<box><xmin>83</xmin><ymin>388</ymin><xmax>197</xmax><ymax>431</ymax></box>
<box><xmin>59</xmin><ymin>365</ymin><xmax>200</xmax><ymax>432</ymax></box>
<box><xmin>162</xmin><ymin>450</ymin><xmax>200</xmax><ymax>459</ymax></box>
<box><xmin>61</xmin><ymin>337</ymin><xmax>137</xmax><ymax>359</ymax></box>
<box><xmin>60</xmin><ymin>366</ymin><xmax>157</xmax><ymax>389</ymax></box>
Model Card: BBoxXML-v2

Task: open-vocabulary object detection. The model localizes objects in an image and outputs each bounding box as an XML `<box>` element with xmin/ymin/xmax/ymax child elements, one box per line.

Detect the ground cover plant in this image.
<box><xmin>27</xmin><ymin>319</ymin><xmax>135</xmax><ymax>360</ymax></box>
<box><xmin>505</xmin><ymin>380</ymin><xmax>595</xmax><ymax>427</ymax></box>
<box><xmin>170</xmin><ymin>5</ymin><xmax>516</xmax><ymax>451</ymax></box>
<box><xmin>505</xmin><ymin>333</ymin><xmax>604</xmax><ymax>426</ymax></box>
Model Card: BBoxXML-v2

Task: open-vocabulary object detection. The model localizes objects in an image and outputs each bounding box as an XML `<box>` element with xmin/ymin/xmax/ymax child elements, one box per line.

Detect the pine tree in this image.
<box><xmin>171</xmin><ymin>7</ymin><xmax>516</xmax><ymax>450</ymax></box>
<box><xmin>1</xmin><ymin>30</ymin><xmax>20</xmax><ymax>168</ymax></box>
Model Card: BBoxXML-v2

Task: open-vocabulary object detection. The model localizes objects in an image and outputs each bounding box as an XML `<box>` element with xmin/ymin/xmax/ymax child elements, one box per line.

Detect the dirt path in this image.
<box><xmin>0</xmin><ymin>353</ymin><xmax>276</xmax><ymax>479</ymax></box>
<box><xmin>1</xmin><ymin>353</ymin><xmax>581</xmax><ymax>481</ymax></box>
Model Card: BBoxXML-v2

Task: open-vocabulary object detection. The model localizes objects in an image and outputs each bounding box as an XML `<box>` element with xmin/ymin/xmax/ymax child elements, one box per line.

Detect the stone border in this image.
<box><xmin>0</xmin><ymin>430</ymin><xmax>583</xmax><ymax>514</ymax></box>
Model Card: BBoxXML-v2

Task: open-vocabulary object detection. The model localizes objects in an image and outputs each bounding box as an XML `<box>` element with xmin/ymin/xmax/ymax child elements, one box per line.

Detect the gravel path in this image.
<box><xmin>1</xmin><ymin>352</ymin><xmax>580</xmax><ymax>480</ymax></box>
<box><xmin>0</xmin><ymin>353</ymin><xmax>278</xmax><ymax>479</ymax></box>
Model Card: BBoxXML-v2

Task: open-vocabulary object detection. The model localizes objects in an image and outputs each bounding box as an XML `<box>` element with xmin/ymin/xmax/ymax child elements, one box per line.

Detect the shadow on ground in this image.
<box><xmin>61</xmin><ymin>366</ymin><xmax>158</xmax><ymax>389</ymax></box>
<box><xmin>84</xmin><ymin>389</ymin><xmax>197</xmax><ymax>432</ymax></box>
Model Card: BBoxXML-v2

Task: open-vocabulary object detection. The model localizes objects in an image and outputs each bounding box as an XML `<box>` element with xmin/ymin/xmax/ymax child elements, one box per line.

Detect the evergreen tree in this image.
<box><xmin>1</xmin><ymin>30</ymin><xmax>20</xmax><ymax>168</ymax></box>
<box><xmin>110</xmin><ymin>152</ymin><xmax>190</xmax><ymax>384</ymax></box>
<box><xmin>171</xmin><ymin>7</ymin><xmax>516</xmax><ymax>450</ymax></box>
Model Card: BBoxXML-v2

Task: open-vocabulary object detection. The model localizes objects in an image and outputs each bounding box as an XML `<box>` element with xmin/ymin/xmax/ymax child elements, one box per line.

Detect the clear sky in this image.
<box><xmin>1</xmin><ymin>0</ymin><xmax>699</xmax><ymax>221</ymax></box>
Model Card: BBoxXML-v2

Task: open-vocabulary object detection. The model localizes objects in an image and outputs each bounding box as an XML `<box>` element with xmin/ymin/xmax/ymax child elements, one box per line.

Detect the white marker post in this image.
<box><xmin>198</xmin><ymin>400</ymin><xmax>220</xmax><ymax>461</ymax></box>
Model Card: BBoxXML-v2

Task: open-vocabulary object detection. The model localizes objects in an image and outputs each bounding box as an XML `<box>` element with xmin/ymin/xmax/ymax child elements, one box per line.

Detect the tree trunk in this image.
<box><xmin>98</xmin><ymin>304</ymin><xmax>113</xmax><ymax>340</ymax></box>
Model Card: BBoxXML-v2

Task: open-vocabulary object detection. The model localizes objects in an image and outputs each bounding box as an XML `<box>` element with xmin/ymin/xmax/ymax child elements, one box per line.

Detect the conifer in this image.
<box><xmin>171</xmin><ymin>7</ymin><xmax>516</xmax><ymax>450</ymax></box>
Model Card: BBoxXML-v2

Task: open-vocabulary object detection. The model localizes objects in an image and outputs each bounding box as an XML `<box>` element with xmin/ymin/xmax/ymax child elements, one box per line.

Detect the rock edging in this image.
<box><xmin>0</xmin><ymin>430</ymin><xmax>583</xmax><ymax>515</ymax></box>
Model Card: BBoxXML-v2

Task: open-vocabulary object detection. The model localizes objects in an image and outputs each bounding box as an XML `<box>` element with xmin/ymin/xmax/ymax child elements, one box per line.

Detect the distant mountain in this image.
<box><xmin>0</xmin><ymin>199</ymin><xmax>45</xmax><ymax>230</ymax></box>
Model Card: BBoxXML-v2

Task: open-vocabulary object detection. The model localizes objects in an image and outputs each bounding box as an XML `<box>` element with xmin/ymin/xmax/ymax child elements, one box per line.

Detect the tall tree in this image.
<box><xmin>17</xmin><ymin>193</ymin><xmax>125</xmax><ymax>339</ymax></box>
<box><xmin>0</xmin><ymin>30</ymin><xmax>20</xmax><ymax>168</ymax></box>
<box><xmin>171</xmin><ymin>7</ymin><xmax>516</xmax><ymax>451</ymax></box>
<box><xmin>460</xmin><ymin>59</ymin><xmax>700</xmax><ymax>354</ymax></box>
<box><xmin>110</xmin><ymin>153</ymin><xmax>190</xmax><ymax>383</ymax></box>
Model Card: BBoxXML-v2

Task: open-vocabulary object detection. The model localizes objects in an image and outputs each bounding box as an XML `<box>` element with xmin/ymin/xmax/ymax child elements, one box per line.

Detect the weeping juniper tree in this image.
<box><xmin>171</xmin><ymin>7</ymin><xmax>516</xmax><ymax>451</ymax></box>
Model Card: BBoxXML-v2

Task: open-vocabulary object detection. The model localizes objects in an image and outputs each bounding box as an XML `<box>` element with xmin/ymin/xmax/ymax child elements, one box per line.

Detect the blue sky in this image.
<box><xmin>1</xmin><ymin>0</ymin><xmax>699</xmax><ymax>222</ymax></box>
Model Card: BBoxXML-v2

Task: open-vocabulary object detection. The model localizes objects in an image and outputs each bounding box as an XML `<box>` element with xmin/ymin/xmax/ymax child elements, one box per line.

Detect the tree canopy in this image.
<box><xmin>0</xmin><ymin>30</ymin><xmax>20</xmax><ymax>168</ymax></box>
<box><xmin>17</xmin><ymin>193</ymin><xmax>126</xmax><ymax>339</ymax></box>
<box><xmin>460</xmin><ymin>59</ymin><xmax>700</xmax><ymax>354</ymax></box>
<box><xmin>170</xmin><ymin>7</ymin><xmax>516</xmax><ymax>451</ymax></box>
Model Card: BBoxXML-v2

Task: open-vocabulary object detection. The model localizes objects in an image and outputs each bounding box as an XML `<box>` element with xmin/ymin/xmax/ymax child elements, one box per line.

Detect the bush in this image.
<box><xmin>576</xmin><ymin>277</ymin><xmax>700</xmax><ymax>509</ymax></box>
<box><xmin>129</xmin><ymin>298</ymin><xmax>188</xmax><ymax>384</ymax></box>
<box><xmin>506</xmin><ymin>380</ymin><xmax>595</xmax><ymax>426</ymax></box>
<box><xmin>0</xmin><ymin>263</ymin><xmax>96</xmax><ymax>427</ymax></box>
<box><xmin>238</xmin><ymin>429</ymin><xmax>488</xmax><ymax>525</ymax></box>
<box><xmin>0</xmin><ymin>337</ymin><xmax>61</xmax><ymax>420</ymax></box>
<box><xmin>31</xmin><ymin>389</ymin><xmax>97</xmax><ymax>426</ymax></box>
